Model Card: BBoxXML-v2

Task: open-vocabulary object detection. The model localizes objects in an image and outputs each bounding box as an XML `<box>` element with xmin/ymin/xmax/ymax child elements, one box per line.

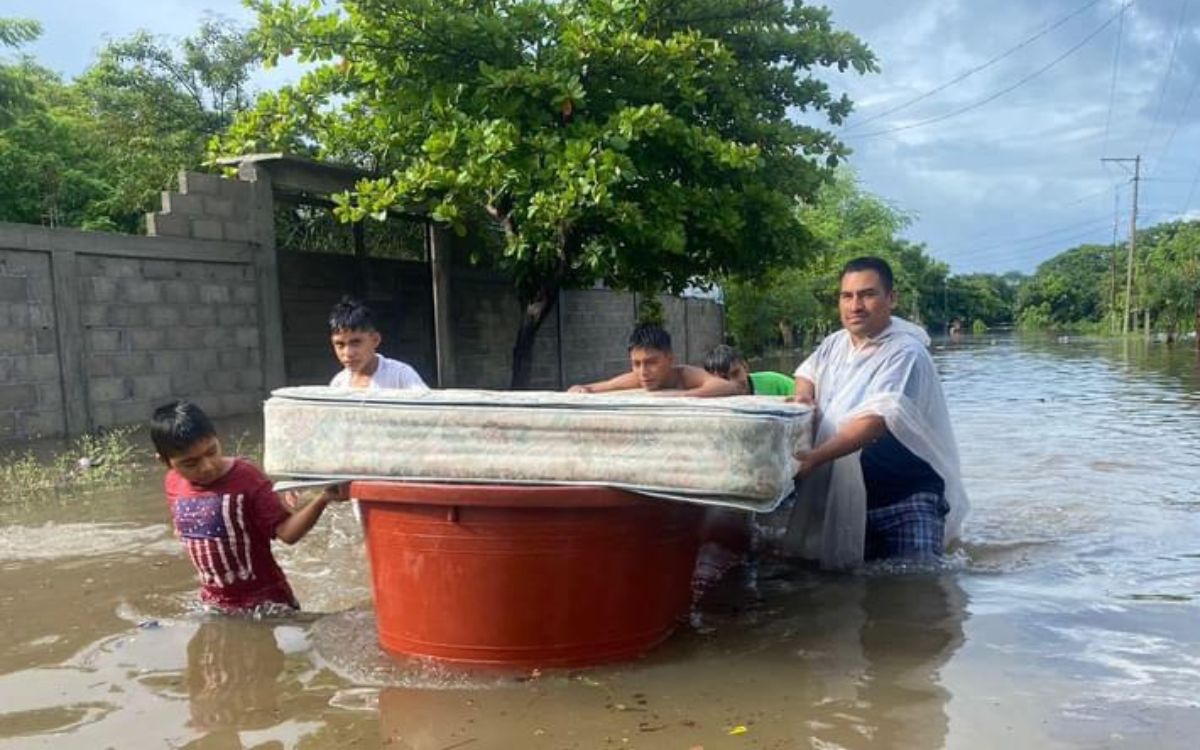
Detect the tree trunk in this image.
<box><xmin>510</xmin><ymin>286</ymin><xmax>560</xmax><ymax>389</ymax></box>
<box><xmin>777</xmin><ymin>320</ymin><xmax>795</xmax><ymax>348</ymax></box>
<box><xmin>1194</xmin><ymin>290</ymin><xmax>1200</xmax><ymax>348</ymax></box>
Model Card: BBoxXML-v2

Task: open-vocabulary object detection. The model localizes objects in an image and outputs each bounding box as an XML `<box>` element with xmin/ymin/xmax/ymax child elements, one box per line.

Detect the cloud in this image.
<box><xmin>821</xmin><ymin>0</ymin><xmax>1200</xmax><ymax>273</ymax></box>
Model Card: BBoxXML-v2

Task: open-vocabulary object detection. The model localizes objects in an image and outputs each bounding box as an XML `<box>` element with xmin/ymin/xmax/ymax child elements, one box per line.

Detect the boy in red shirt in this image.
<box><xmin>151</xmin><ymin>400</ymin><xmax>347</xmax><ymax>614</ymax></box>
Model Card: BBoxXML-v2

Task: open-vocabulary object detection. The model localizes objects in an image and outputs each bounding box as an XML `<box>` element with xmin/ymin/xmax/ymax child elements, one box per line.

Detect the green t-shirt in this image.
<box><xmin>749</xmin><ymin>371</ymin><xmax>795</xmax><ymax>396</ymax></box>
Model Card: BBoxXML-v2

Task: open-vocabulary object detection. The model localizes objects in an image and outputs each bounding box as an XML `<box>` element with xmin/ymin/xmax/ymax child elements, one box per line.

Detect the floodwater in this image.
<box><xmin>2</xmin><ymin>334</ymin><xmax>1199</xmax><ymax>749</ymax></box>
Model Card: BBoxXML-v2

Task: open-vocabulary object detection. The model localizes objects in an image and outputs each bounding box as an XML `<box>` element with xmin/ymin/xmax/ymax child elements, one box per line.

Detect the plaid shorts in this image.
<box><xmin>864</xmin><ymin>491</ymin><xmax>950</xmax><ymax>561</ymax></box>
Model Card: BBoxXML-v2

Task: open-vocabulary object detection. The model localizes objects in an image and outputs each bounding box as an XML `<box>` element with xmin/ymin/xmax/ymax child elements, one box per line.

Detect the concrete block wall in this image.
<box><xmin>0</xmin><ymin>248</ymin><xmax>65</xmax><ymax>439</ymax></box>
<box><xmin>685</xmin><ymin>297</ymin><xmax>725</xmax><ymax>367</ymax></box>
<box><xmin>448</xmin><ymin>271</ymin><xmax>565</xmax><ymax>390</ymax></box>
<box><xmin>659</xmin><ymin>295</ymin><xmax>691</xmax><ymax>363</ymax></box>
<box><xmin>443</xmin><ymin>279</ymin><xmax>721</xmax><ymax>390</ymax></box>
<box><xmin>450</xmin><ymin>272</ymin><xmax>524</xmax><ymax>390</ymax></box>
<box><xmin>147</xmin><ymin>172</ymin><xmax>255</xmax><ymax>243</ymax></box>
<box><xmin>0</xmin><ymin>167</ymin><xmax>267</xmax><ymax>442</ymax></box>
<box><xmin>78</xmin><ymin>255</ymin><xmax>262</xmax><ymax>427</ymax></box>
<box><xmin>560</xmin><ymin>288</ymin><xmax>638</xmax><ymax>387</ymax></box>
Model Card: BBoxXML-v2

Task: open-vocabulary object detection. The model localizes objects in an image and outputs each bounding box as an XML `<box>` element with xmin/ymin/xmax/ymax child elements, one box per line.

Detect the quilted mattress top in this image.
<box><xmin>263</xmin><ymin>387</ymin><xmax>814</xmax><ymax>511</ymax></box>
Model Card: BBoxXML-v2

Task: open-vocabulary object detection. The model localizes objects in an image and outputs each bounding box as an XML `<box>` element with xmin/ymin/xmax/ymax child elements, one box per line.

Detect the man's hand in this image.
<box><xmin>794</xmin><ymin>413</ymin><xmax>886</xmax><ymax>483</ymax></box>
<box><xmin>794</xmin><ymin>449</ymin><xmax>820</xmax><ymax>480</ymax></box>
<box><xmin>790</xmin><ymin>376</ymin><xmax>816</xmax><ymax>405</ymax></box>
<box><xmin>567</xmin><ymin>384</ymin><xmax>594</xmax><ymax>394</ymax></box>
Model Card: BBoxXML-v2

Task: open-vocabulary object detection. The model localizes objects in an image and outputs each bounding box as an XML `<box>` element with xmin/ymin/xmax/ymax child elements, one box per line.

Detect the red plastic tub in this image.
<box><xmin>351</xmin><ymin>481</ymin><xmax>706</xmax><ymax>668</ymax></box>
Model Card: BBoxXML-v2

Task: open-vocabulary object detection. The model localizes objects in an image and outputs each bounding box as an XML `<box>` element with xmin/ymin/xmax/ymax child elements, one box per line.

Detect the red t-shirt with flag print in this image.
<box><xmin>164</xmin><ymin>458</ymin><xmax>296</xmax><ymax>611</ymax></box>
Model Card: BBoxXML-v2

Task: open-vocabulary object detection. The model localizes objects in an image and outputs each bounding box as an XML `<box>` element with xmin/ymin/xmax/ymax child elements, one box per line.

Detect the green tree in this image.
<box><xmin>1015</xmin><ymin>243</ymin><xmax>1111</xmax><ymax>329</ymax></box>
<box><xmin>219</xmin><ymin>0</ymin><xmax>876</xmax><ymax>386</ymax></box>
<box><xmin>1142</xmin><ymin>221</ymin><xmax>1200</xmax><ymax>341</ymax></box>
<box><xmin>0</xmin><ymin>18</ymin><xmax>40</xmax><ymax>47</ymax></box>
<box><xmin>75</xmin><ymin>20</ymin><xmax>261</xmax><ymax>229</ymax></box>
<box><xmin>0</xmin><ymin>18</ymin><xmax>42</xmax><ymax>125</ymax></box>
<box><xmin>944</xmin><ymin>273</ymin><xmax>1020</xmax><ymax>330</ymax></box>
<box><xmin>0</xmin><ymin>61</ymin><xmax>114</xmax><ymax>227</ymax></box>
<box><xmin>0</xmin><ymin>20</ymin><xmax>259</xmax><ymax>231</ymax></box>
<box><xmin>725</xmin><ymin>169</ymin><xmax>954</xmax><ymax>351</ymax></box>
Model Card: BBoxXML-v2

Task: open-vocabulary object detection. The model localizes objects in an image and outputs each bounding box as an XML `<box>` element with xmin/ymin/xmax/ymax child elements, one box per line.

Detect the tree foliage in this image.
<box><xmin>945</xmin><ymin>272</ymin><xmax>1019</xmax><ymax>329</ymax></box>
<box><xmin>218</xmin><ymin>0</ymin><xmax>877</xmax><ymax>386</ymax></box>
<box><xmin>0</xmin><ymin>61</ymin><xmax>115</xmax><ymax>228</ymax></box>
<box><xmin>0</xmin><ymin>18</ymin><xmax>42</xmax><ymax>126</ymax></box>
<box><xmin>1011</xmin><ymin>219</ymin><xmax>1200</xmax><ymax>340</ymax></box>
<box><xmin>1015</xmin><ymin>244</ymin><xmax>1112</xmax><ymax>329</ymax></box>
<box><xmin>726</xmin><ymin>170</ymin><xmax>960</xmax><ymax>353</ymax></box>
<box><xmin>0</xmin><ymin>19</ymin><xmax>258</xmax><ymax>231</ymax></box>
<box><xmin>1141</xmin><ymin>221</ymin><xmax>1200</xmax><ymax>339</ymax></box>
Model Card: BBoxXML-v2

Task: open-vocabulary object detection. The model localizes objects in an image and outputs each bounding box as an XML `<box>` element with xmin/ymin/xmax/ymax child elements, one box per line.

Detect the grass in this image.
<box><xmin>0</xmin><ymin>419</ymin><xmax>266</xmax><ymax>503</ymax></box>
<box><xmin>228</xmin><ymin>429</ymin><xmax>264</xmax><ymax>466</ymax></box>
<box><xmin>0</xmin><ymin>426</ymin><xmax>154</xmax><ymax>501</ymax></box>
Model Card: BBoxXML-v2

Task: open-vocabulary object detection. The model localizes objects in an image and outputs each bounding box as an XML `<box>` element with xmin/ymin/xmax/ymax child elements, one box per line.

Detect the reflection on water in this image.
<box><xmin>370</xmin><ymin>567</ymin><xmax>967</xmax><ymax>750</ymax></box>
<box><xmin>1</xmin><ymin>333</ymin><xmax>1199</xmax><ymax>748</ymax></box>
<box><xmin>186</xmin><ymin>621</ymin><xmax>285</xmax><ymax>736</ymax></box>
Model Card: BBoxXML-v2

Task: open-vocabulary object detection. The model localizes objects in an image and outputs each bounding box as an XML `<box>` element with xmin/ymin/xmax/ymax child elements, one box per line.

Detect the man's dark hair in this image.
<box><xmin>840</xmin><ymin>256</ymin><xmax>895</xmax><ymax>292</ymax></box>
<box><xmin>627</xmin><ymin>323</ymin><xmax>672</xmax><ymax>353</ymax></box>
<box><xmin>150</xmin><ymin>400</ymin><xmax>217</xmax><ymax>459</ymax></box>
<box><xmin>704</xmin><ymin>344</ymin><xmax>745</xmax><ymax>377</ymax></box>
<box><xmin>328</xmin><ymin>296</ymin><xmax>377</xmax><ymax>333</ymax></box>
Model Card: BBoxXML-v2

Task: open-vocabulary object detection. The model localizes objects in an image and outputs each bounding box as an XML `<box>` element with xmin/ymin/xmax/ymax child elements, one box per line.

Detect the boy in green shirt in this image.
<box><xmin>704</xmin><ymin>344</ymin><xmax>795</xmax><ymax>397</ymax></box>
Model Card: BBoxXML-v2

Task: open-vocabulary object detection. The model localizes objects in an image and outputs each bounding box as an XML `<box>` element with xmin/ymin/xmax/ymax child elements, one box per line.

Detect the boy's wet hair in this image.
<box><xmin>840</xmin><ymin>256</ymin><xmax>895</xmax><ymax>292</ymax></box>
<box><xmin>328</xmin><ymin>296</ymin><xmax>376</xmax><ymax>333</ymax></box>
<box><xmin>151</xmin><ymin>400</ymin><xmax>217</xmax><ymax>459</ymax></box>
<box><xmin>627</xmin><ymin>323</ymin><xmax>672</xmax><ymax>353</ymax></box>
<box><xmin>704</xmin><ymin>344</ymin><xmax>746</xmax><ymax>378</ymax></box>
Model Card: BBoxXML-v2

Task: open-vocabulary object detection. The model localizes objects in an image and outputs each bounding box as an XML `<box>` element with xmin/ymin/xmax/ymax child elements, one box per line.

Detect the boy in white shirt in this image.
<box><xmin>328</xmin><ymin>297</ymin><xmax>427</xmax><ymax>390</ymax></box>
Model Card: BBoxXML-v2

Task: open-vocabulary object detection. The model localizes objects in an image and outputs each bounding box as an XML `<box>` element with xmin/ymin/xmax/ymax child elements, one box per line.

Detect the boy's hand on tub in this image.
<box><xmin>319</xmin><ymin>483</ymin><xmax>351</xmax><ymax>503</ymax></box>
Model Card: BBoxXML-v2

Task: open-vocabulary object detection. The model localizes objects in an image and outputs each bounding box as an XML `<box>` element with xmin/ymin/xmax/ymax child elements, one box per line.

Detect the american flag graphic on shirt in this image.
<box><xmin>173</xmin><ymin>493</ymin><xmax>255</xmax><ymax>588</ymax></box>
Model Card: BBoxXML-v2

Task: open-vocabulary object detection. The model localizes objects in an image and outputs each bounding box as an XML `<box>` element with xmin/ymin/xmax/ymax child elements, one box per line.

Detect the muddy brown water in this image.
<box><xmin>1</xmin><ymin>335</ymin><xmax>1198</xmax><ymax>749</ymax></box>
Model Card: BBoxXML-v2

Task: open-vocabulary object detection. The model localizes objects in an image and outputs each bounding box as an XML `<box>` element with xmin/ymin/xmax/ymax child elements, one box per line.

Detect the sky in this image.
<box><xmin>6</xmin><ymin>0</ymin><xmax>1200</xmax><ymax>274</ymax></box>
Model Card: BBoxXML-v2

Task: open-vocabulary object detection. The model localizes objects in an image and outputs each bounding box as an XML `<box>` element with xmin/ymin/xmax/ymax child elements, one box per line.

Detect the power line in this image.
<box><xmin>1144</xmin><ymin>37</ymin><xmax>1200</xmax><ymax>176</ymax></box>
<box><xmin>1182</xmin><ymin>164</ymin><xmax>1200</xmax><ymax>214</ymax></box>
<box><xmin>1057</xmin><ymin>183</ymin><xmax>1123</xmax><ymax>208</ymax></box>
<box><xmin>964</xmin><ymin>215</ymin><xmax>1113</xmax><ymax>255</ymax></box>
<box><xmin>1100</xmin><ymin>2</ymin><xmax>1129</xmax><ymax>157</ymax></box>
<box><xmin>950</xmin><ymin>183</ymin><xmax>1119</xmax><ymax>246</ymax></box>
<box><xmin>934</xmin><ymin>221</ymin><xmax>1125</xmax><ymax>271</ymax></box>
<box><xmin>842</xmin><ymin>0</ymin><xmax>1105</xmax><ymax>132</ymax></box>
<box><xmin>935</xmin><ymin>207</ymin><xmax>1186</xmax><ymax>270</ymax></box>
<box><xmin>942</xmin><ymin>218</ymin><xmax>1119</xmax><ymax>265</ymax></box>
<box><xmin>1139</xmin><ymin>0</ymin><xmax>1192</xmax><ymax>169</ymax></box>
<box><xmin>847</xmin><ymin>2</ymin><xmax>1134</xmax><ymax>140</ymax></box>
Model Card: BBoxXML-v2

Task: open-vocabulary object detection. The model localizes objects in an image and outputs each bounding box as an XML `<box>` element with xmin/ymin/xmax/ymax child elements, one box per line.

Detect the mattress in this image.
<box><xmin>262</xmin><ymin>387</ymin><xmax>813</xmax><ymax>511</ymax></box>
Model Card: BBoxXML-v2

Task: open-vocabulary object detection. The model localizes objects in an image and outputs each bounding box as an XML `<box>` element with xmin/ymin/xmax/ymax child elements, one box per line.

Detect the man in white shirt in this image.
<box><xmin>328</xmin><ymin>298</ymin><xmax>427</xmax><ymax>390</ymax></box>
<box><xmin>784</xmin><ymin>257</ymin><xmax>968</xmax><ymax>568</ymax></box>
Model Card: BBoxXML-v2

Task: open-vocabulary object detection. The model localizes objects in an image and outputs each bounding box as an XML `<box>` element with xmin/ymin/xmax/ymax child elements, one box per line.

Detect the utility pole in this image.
<box><xmin>1109</xmin><ymin>186</ymin><xmax>1120</xmax><ymax>334</ymax></box>
<box><xmin>1101</xmin><ymin>155</ymin><xmax>1140</xmax><ymax>335</ymax></box>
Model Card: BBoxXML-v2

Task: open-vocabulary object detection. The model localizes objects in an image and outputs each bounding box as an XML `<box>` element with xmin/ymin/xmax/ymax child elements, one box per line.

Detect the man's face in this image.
<box><xmin>331</xmin><ymin>329</ymin><xmax>381</xmax><ymax>374</ymax></box>
<box><xmin>164</xmin><ymin>436</ymin><xmax>227</xmax><ymax>486</ymax></box>
<box><xmin>630</xmin><ymin>347</ymin><xmax>674</xmax><ymax>390</ymax></box>
<box><xmin>839</xmin><ymin>270</ymin><xmax>895</xmax><ymax>341</ymax></box>
<box><xmin>724</xmin><ymin>361</ymin><xmax>751</xmax><ymax>395</ymax></box>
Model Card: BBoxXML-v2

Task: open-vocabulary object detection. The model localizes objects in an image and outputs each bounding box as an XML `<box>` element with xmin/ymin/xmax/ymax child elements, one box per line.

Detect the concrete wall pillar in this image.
<box><xmin>235</xmin><ymin>164</ymin><xmax>287</xmax><ymax>392</ymax></box>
